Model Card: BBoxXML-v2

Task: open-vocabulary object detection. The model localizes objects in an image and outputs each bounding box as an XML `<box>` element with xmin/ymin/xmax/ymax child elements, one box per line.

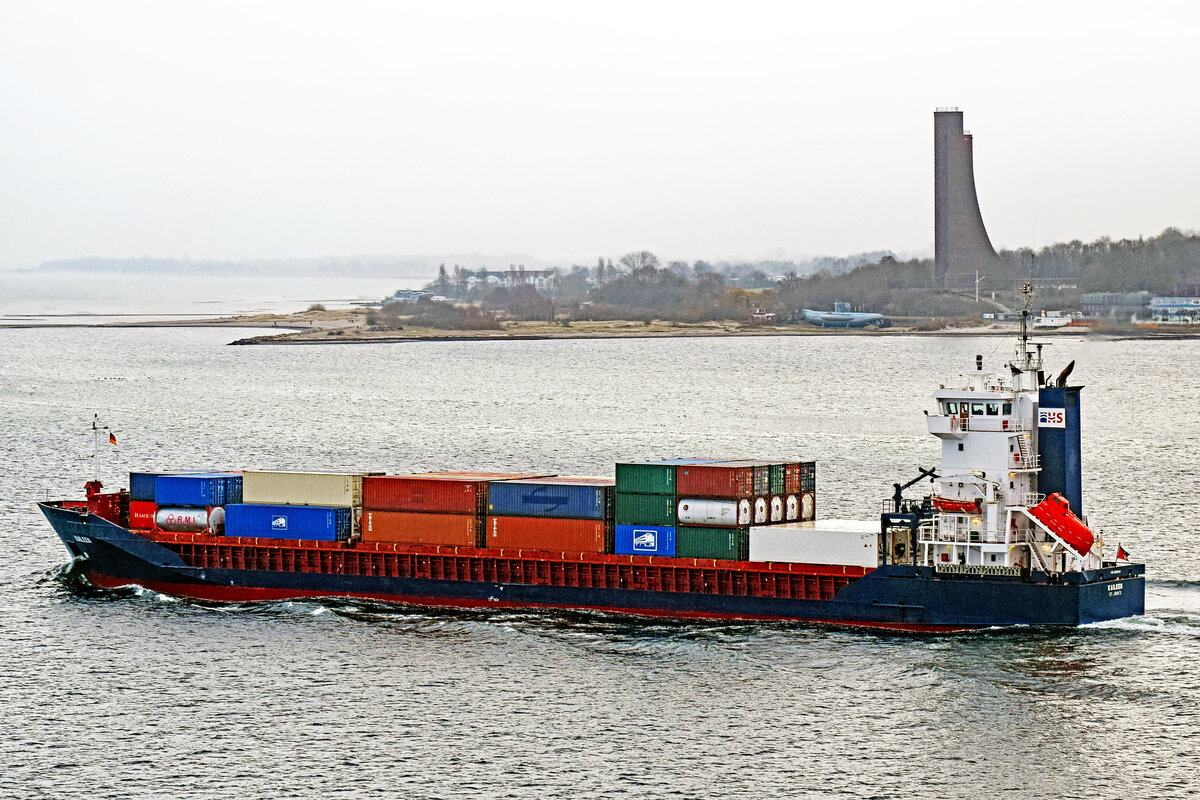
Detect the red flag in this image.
<box><xmin>108</xmin><ymin>432</ymin><xmax>117</xmax><ymax>446</ymax></box>
<box><xmin>1117</xmin><ymin>544</ymin><xmax>1129</xmax><ymax>561</ymax></box>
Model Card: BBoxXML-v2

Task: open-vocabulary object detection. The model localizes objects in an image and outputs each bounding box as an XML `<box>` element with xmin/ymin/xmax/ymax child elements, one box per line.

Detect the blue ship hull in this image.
<box><xmin>40</xmin><ymin>504</ymin><xmax>1145</xmax><ymax>632</ymax></box>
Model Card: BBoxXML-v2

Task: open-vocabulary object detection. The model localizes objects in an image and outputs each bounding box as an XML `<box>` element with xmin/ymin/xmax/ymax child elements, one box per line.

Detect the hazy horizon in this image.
<box><xmin>3</xmin><ymin>1</ymin><xmax>1198</xmax><ymax>270</ymax></box>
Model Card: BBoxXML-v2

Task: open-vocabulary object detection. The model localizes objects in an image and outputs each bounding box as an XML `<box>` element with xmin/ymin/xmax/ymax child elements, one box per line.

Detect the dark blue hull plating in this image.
<box><xmin>40</xmin><ymin>504</ymin><xmax>1146</xmax><ymax>632</ymax></box>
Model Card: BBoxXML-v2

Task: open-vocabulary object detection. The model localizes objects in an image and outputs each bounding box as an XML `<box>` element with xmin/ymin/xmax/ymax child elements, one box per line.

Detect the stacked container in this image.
<box><xmin>225</xmin><ymin>470</ymin><xmax>370</xmax><ymax>542</ymax></box>
<box><xmin>485</xmin><ymin>477</ymin><xmax>615</xmax><ymax>553</ymax></box>
<box><xmin>614</xmin><ymin>459</ymin><xmax>717</xmax><ymax>557</ymax></box>
<box><xmin>128</xmin><ymin>471</ymin><xmax>242</xmax><ymax>534</ymax></box>
<box><xmin>361</xmin><ymin>472</ymin><xmax>553</xmax><ymax>547</ymax></box>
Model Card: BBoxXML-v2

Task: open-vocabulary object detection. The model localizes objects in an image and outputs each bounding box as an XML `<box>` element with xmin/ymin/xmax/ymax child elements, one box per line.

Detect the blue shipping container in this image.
<box><xmin>487</xmin><ymin>480</ymin><xmax>613</xmax><ymax>520</ymax></box>
<box><xmin>130</xmin><ymin>471</ymin><xmax>207</xmax><ymax>502</ymax></box>
<box><xmin>154</xmin><ymin>473</ymin><xmax>243</xmax><ymax>507</ymax></box>
<box><xmin>224</xmin><ymin>504</ymin><xmax>351</xmax><ymax>541</ymax></box>
<box><xmin>615</xmin><ymin>524</ymin><xmax>676</xmax><ymax>557</ymax></box>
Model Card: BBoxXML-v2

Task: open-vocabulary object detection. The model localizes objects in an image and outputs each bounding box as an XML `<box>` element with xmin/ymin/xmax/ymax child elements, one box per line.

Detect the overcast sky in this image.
<box><xmin>2</xmin><ymin>1</ymin><xmax>1197</xmax><ymax>269</ymax></box>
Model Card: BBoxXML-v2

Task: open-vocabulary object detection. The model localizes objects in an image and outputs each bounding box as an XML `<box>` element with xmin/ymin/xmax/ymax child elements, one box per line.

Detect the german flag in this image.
<box><xmin>108</xmin><ymin>432</ymin><xmax>117</xmax><ymax>446</ymax></box>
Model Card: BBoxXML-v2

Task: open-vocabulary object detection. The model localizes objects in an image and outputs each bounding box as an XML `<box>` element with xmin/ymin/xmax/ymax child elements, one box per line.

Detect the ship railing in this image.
<box><xmin>1008</xmin><ymin>492</ymin><xmax>1045</xmax><ymax>508</ymax></box>
<box><xmin>1010</xmin><ymin>453</ymin><xmax>1041</xmax><ymax>471</ymax></box>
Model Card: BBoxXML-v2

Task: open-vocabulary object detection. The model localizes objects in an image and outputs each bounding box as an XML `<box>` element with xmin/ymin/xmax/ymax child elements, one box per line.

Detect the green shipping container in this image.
<box><xmin>768</xmin><ymin>464</ymin><xmax>786</xmax><ymax>496</ymax></box>
<box><xmin>675</xmin><ymin>526</ymin><xmax>750</xmax><ymax>561</ymax></box>
<box><xmin>615</xmin><ymin>492</ymin><xmax>677</xmax><ymax>526</ymax></box>
<box><xmin>615</xmin><ymin>463</ymin><xmax>677</xmax><ymax>495</ymax></box>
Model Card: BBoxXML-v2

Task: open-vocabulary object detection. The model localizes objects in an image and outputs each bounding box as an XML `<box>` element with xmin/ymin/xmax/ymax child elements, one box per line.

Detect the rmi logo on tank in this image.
<box><xmin>632</xmin><ymin>529</ymin><xmax>658</xmax><ymax>551</ymax></box>
<box><xmin>271</xmin><ymin>515</ymin><xmax>288</xmax><ymax>530</ymax></box>
<box><xmin>1038</xmin><ymin>408</ymin><xmax>1066</xmax><ymax>428</ymax></box>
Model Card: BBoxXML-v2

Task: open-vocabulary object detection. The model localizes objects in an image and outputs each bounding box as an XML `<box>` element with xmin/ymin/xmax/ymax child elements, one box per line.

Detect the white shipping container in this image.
<box><xmin>749</xmin><ymin>520</ymin><xmax>879</xmax><ymax>567</ymax></box>
<box><xmin>242</xmin><ymin>470</ymin><xmax>366</xmax><ymax>507</ymax></box>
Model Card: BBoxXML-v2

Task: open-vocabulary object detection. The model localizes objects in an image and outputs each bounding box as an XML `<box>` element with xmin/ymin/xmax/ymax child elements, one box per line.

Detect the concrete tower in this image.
<box><xmin>934</xmin><ymin>109</ymin><xmax>999</xmax><ymax>288</ymax></box>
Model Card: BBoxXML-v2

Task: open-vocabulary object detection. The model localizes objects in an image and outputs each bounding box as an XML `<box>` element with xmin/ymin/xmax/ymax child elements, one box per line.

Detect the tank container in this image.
<box><xmin>155</xmin><ymin>506</ymin><xmax>225</xmax><ymax>534</ymax></box>
<box><xmin>614</xmin><ymin>525</ymin><xmax>676</xmax><ymax>557</ymax></box>
<box><xmin>676</xmin><ymin>498</ymin><xmax>750</xmax><ymax>527</ymax></box>
<box><xmin>487</xmin><ymin>478</ymin><xmax>614</xmax><ymax>520</ymax></box>
<box><xmin>616</xmin><ymin>492</ymin><xmax>677</xmax><ymax>526</ymax></box>
<box><xmin>225</xmin><ymin>503</ymin><xmax>351</xmax><ymax>541</ymax></box>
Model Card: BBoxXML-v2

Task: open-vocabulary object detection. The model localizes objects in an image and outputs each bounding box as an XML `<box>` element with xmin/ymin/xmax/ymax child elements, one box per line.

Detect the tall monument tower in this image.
<box><xmin>934</xmin><ymin>109</ymin><xmax>999</xmax><ymax>288</ymax></box>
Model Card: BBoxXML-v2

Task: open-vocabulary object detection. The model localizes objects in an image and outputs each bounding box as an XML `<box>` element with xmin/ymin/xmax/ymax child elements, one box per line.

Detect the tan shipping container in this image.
<box><xmin>242</xmin><ymin>470</ymin><xmax>369</xmax><ymax>507</ymax></box>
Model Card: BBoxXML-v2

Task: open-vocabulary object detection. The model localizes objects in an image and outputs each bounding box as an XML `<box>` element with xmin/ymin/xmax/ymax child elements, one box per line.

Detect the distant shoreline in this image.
<box><xmin>3</xmin><ymin>309</ymin><xmax>1196</xmax><ymax>343</ymax></box>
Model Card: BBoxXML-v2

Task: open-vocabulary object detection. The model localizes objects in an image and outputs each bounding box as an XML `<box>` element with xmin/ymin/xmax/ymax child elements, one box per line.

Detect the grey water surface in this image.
<box><xmin>1</xmin><ymin>326</ymin><xmax>1197</xmax><ymax>799</ymax></box>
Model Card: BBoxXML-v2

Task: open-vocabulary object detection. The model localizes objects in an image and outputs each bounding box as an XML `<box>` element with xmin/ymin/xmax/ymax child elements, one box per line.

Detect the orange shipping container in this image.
<box><xmin>485</xmin><ymin>515</ymin><xmax>613</xmax><ymax>553</ymax></box>
<box><xmin>361</xmin><ymin>510</ymin><xmax>482</xmax><ymax>547</ymax></box>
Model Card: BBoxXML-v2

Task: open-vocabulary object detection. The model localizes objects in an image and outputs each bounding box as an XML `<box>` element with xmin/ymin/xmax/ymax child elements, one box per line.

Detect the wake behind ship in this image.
<box><xmin>40</xmin><ymin>319</ymin><xmax>1144</xmax><ymax>632</ymax></box>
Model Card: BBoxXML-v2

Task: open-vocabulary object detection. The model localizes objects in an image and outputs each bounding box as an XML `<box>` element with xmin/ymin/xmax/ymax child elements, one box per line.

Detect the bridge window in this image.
<box><xmin>944</xmin><ymin>402</ymin><xmax>959</xmax><ymax>414</ymax></box>
<box><xmin>1002</xmin><ymin>402</ymin><xmax>1012</xmax><ymax>415</ymax></box>
<box><xmin>986</xmin><ymin>403</ymin><xmax>999</xmax><ymax>415</ymax></box>
<box><xmin>971</xmin><ymin>403</ymin><xmax>985</xmax><ymax>415</ymax></box>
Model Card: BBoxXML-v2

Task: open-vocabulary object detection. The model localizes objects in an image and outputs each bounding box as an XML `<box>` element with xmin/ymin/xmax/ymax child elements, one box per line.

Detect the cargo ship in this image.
<box><xmin>39</xmin><ymin>313</ymin><xmax>1144</xmax><ymax>632</ymax></box>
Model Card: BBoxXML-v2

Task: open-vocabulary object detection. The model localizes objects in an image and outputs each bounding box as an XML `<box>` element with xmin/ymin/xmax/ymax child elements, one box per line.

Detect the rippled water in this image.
<box><xmin>2</xmin><ymin>327</ymin><xmax>1198</xmax><ymax>798</ymax></box>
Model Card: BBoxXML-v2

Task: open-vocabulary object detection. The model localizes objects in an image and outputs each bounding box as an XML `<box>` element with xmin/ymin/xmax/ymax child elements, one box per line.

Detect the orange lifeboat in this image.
<box><xmin>932</xmin><ymin>496</ymin><xmax>981</xmax><ymax>514</ymax></box>
<box><xmin>1028</xmin><ymin>493</ymin><xmax>1094</xmax><ymax>556</ymax></box>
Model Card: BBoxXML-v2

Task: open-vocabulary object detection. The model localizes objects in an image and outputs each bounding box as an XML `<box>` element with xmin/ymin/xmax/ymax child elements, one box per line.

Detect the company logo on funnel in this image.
<box><xmin>271</xmin><ymin>515</ymin><xmax>288</xmax><ymax>530</ymax></box>
<box><xmin>632</xmin><ymin>529</ymin><xmax>658</xmax><ymax>550</ymax></box>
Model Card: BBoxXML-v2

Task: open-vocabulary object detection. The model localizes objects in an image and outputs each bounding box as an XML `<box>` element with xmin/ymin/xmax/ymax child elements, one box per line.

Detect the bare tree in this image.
<box><xmin>619</xmin><ymin>251</ymin><xmax>660</xmax><ymax>272</ymax></box>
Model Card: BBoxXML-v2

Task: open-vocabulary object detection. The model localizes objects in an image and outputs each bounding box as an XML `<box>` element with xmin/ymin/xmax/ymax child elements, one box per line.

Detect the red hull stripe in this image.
<box><xmin>82</xmin><ymin>571</ymin><xmax>977</xmax><ymax>633</ymax></box>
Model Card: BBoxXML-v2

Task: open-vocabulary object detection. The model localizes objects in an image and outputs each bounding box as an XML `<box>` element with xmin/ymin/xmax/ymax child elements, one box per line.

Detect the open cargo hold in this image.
<box><xmin>675</xmin><ymin>526</ymin><xmax>750</xmax><ymax>561</ymax></box>
<box><xmin>154</xmin><ymin>473</ymin><xmax>243</xmax><ymax>507</ymax></box>
<box><xmin>243</xmin><ymin>471</ymin><xmax>372</xmax><ymax>508</ymax></box>
<box><xmin>614</xmin><ymin>524</ymin><xmax>676</xmax><ymax>557</ymax></box>
<box><xmin>486</xmin><ymin>477</ymin><xmax>614</xmax><ymax>520</ymax></box>
<box><xmin>748</xmin><ymin>520</ymin><xmax>877</xmax><ymax>567</ymax></box>
<box><xmin>361</xmin><ymin>510</ymin><xmax>482</xmax><ymax>547</ymax></box>
<box><xmin>225</xmin><ymin>503</ymin><xmax>352</xmax><ymax>542</ymax></box>
<box><xmin>485</xmin><ymin>516</ymin><xmax>613</xmax><ymax>553</ymax></box>
<box><xmin>615</xmin><ymin>492</ymin><xmax>678</xmax><ymax>527</ymax></box>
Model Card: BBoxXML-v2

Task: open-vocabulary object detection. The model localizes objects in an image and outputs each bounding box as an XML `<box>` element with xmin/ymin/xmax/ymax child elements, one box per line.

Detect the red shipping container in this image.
<box><xmin>677</xmin><ymin>463</ymin><xmax>756</xmax><ymax>499</ymax></box>
<box><xmin>361</xmin><ymin>510</ymin><xmax>482</xmax><ymax>546</ymax></box>
<box><xmin>784</xmin><ymin>462</ymin><xmax>803</xmax><ymax>494</ymax></box>
<box><xmin>485</xmin><ymin>515</ymin><xmax>612</xmax><ymax>553</ymax></box>
<box><xmin>129</xmin><ymin>500</ymin><xmax>156</xmax><ymax>529</ymax></box>
<box><xmin>363</xmin><ymin>473</ymin><xmax>555</xmax><ymax>514</ymax></box>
